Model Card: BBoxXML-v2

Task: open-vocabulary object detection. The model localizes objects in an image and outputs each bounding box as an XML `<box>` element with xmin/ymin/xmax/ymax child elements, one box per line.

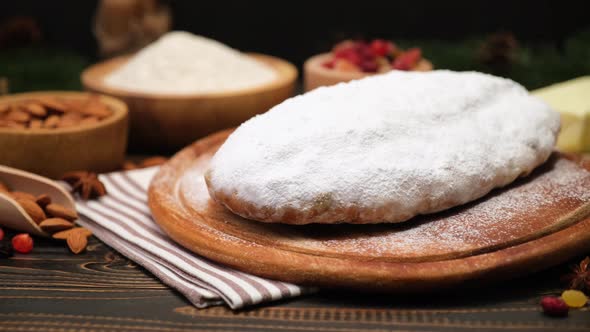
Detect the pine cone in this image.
<box><xmin>478</xmin><ymin>32</ymin><xmax>519</xmax><ymax>68</ymax></box>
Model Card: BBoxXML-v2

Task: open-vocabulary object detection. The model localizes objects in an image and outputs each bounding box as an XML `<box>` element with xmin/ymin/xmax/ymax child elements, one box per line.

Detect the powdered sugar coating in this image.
<box><xmin>207</xmin><ymin>70</ymin><xmax>560</xmax><ymax>224</ymax></box>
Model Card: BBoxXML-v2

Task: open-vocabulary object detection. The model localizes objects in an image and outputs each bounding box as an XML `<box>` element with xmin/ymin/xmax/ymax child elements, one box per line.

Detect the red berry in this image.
<box><xmin>322</xmin><ymin>59</ymin><xmax>335</xmax><ymax>69</ymax></box>
<box><xmin>354</xmin><ymin>41</ymin><xmax>374</xmax><ymax>59</ymax></box>
<box><xmin>392</xmin><ymin>48</ymin><xmax>422</xmax><ymax>70</ymax></box>
<box><xmin>12</xmin><ymin>233</ymin><xmax>33</xmax><ymax>254</ymax></box>
<box><xmin>0</xmin><ymin>227</ymin><xmax>4</xmax><ymax>241</ymax></box>
<box><xmin>359</xmin><ymin>59</ymin><xmax>378</xmax><ymax>73</ymax></box>
<box><xmin>370</xmin><ymin>39</ymin><xmax>392</xmax><ymax>57</ymax></box>
<box><xmin>540</xmin><ymin>296</ymin><xmax>569</xmax><ymax>317</ymax></box>
<box><xmin>334</xmin><ymin>48</ymin><xmax>362</xmax><ymax>65</ymax></box>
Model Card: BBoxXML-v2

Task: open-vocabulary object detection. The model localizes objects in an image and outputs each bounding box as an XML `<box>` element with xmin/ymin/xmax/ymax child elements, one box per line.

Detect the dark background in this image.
<box><xmin>0</xmin><ymin>0</ymin><xmax>589</xmax><ymax>92</ymax></box>
<box><xmin>0</xmin><ymin>0</ymin><xmax>589</xmax><ymax>65</ymax></box>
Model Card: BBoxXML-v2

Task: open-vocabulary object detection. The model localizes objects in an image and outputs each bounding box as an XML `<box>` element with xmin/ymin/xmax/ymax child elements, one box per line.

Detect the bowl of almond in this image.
<box><xmin>0</xmin><ymin>91</ymin><xmax>128</xmax><ymax>178</ymax></box>
<box><xmin>304</xmin><ymin>39</ymin><xmax>433</xmax><ymax>92</ymax></box>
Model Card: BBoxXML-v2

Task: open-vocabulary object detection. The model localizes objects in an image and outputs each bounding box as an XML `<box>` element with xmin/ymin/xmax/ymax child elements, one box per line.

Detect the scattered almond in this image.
<box><xmin>3</xmin><ymin>185</ymin><xmax>92</xmax><ymax>254</ymax></box>
<box><xmin>53</xmin><ymin>227</ymin><xmax>92</xmax><ymax>240</ymax></box>
<box><xmin>39</xmin><ymin>218</ymin><xmax>74</xmax><ymax>233</ymax></box>
<box><xmin>15</xmin><ymin>198</ymin><xmax>46</xmax><ymax>224</ymax></box>
<box><xmin>11</xmin><ymin>191</ymin><xmax>37</xmax><ymax>201</ymax></box>
<box><xmin>66</xmin><ymin>228</ymin><xmax>88</xmax><ymax>254</ymax></box>
<box><xmin>45</xmin><ymin>203</ymin><xmax>78</xmax><ymax>221</ymax></box>
<box><xmin>35</xmin><ymin>194</ymin><xmax>51</xmax><ymax>208</ymax></box>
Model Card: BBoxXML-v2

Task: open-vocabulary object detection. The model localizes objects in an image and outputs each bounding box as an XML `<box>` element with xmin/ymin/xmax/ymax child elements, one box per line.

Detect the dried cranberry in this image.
<box><xmin>370</xmin><ymin>39</ymin><xmax>393</xmax><ymax>57</ymax></box>
<box><xmin>540</xmin><ymin>296</ymin><xmax>569</xmax><ymax>317</ymax></box>
<box><xmin>355</xmin><ymin>41</ymin><xmax>374</xmax><ymax>60</ymax></box>
<box><xmin>392</xmin><ymin>48</ymin><xmax>422</xmax><ymax>70</ymax></box>
<box><xmin>359</xmin><ymin>59</ymin><xmax>378</xmax><ymax>73</ymax></box>
<box><xmin>0</xmin><ymin>227</ymin><xmax>4</xmax><ymax>241</ymax></box>
<box><xmin>334</xmin><ymin>48</ymin><xmax>362</xmax><ymax>66</ymax></box>
<box><xmin>12</xmin><ymin>233</ymin><xmax>33</xmax><ymax>254</ymax></box>
<box><xmin>322</xmin><ymin>59</ymin><xmax>335</xmax><ymax>69</ymax></box>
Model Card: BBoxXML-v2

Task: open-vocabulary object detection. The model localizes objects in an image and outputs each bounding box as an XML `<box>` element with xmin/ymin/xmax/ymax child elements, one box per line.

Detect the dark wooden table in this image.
<box><xmin>1</xmin><ymin>233</ymin><xmax>589</xmax><ymax>332</ymax></box>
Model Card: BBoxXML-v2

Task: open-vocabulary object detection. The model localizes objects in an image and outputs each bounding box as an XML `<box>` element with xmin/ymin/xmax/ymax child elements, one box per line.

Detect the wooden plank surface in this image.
<box><xmin>0</xmin><ymin>234</ymin><xmax>589</xmax><ymax>331</ymax></box>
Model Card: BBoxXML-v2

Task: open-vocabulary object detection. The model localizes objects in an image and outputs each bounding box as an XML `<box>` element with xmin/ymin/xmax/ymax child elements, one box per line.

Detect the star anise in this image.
<box><xmin>61</xmin><ymin>171</ymin><xmax>107</xmax><ymax>200</ymax></box>
<box><xmin>562</xmin><ymin>256</ymin><xmax>590</xmax><ymax>291</ymax></box>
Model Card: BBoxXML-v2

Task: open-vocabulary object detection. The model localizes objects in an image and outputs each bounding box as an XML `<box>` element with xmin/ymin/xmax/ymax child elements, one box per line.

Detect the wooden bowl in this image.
<box><xmin>82</xmin><ymin>54</ymin><xmax>297</xmax><ymax>152</ymax></box>
<box><xmin>304</xmin><ymin>53</ymin><xmax>433</xmax><ymax>92</ymax></box>
<box><xmin>0</xmin><ymin>92</ymin><xmax>128</xmax><ymax>179</ymax></box>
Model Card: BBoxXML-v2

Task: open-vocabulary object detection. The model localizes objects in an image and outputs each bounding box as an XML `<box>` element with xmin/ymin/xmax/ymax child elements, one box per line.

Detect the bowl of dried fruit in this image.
<box><xmin>304</xmin><ymin>39</ymin><xmax>433</xmax><ymax>92</ymax></box>
<box><xmin>0</xmin><ymin>92</ymin><xmax>128</xmax><ymax>178</ymax></box>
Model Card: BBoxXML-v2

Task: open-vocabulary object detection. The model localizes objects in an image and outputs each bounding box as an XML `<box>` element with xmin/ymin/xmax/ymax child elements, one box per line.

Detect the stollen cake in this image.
<box><xmin>205</xmin><ymin>70</ymin><xmax>560</xmax><ymax>224</ymax></box>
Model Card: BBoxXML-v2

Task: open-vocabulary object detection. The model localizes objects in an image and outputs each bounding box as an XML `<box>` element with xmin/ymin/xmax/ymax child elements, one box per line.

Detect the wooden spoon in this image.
<box><xmin>0</xmin><ymin>165</ymin><xmax>76</xmax><ymax>237</ymax></box>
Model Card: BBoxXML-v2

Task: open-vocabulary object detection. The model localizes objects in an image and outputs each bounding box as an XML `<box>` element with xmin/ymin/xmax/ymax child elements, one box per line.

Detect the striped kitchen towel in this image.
<box><xmin>74</xmin><ymin>167</ymin><xmax>309</xmax><ymax>309</ymax></box>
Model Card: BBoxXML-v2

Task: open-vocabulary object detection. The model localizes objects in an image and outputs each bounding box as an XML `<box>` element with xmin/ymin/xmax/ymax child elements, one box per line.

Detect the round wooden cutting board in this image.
<box><xmin>148</xmin><ymin>129</ymin><xmax>590</xmax><ymax>291</ymax></box>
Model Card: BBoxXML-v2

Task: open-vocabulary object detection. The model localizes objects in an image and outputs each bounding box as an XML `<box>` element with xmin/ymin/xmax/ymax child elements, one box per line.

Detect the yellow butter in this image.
<box><xmin>532</xmin><ymin>76</ymin><xmax>590</xmax><ymax>152</ymax></box>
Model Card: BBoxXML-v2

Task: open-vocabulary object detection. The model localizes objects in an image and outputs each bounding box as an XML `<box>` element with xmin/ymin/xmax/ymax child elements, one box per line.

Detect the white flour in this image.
<box><xmin>104</xmin><ymin>31</ymin><xmax>277</xmax><ymax>94</ymax></box>
<box><xmin>208</xmin><ymin>70</ymin><xmax>560</xmax><ymax>223</ymax></box>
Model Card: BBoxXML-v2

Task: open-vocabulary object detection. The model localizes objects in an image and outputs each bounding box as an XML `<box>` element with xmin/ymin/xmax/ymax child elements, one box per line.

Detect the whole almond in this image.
<box><xmin>11</xmin><ymin>191</ymin><xmax>37</xmax><ymax>201</ymax></box>
<box><xmin>29</xmin><ymin>119</ymin><xmax>43</xmax><ymax>129</ymax></box>
<box><xmin>58</xmin><ymin>111</ymin><xmax>84</xmax><ymax>128</ymax></box>
<box><xmin>37</xmin><ymin>97</ymin><xmax>69</xmax><ymax>113</ymax></box>
<box><xmin>79</xmin><ymin>116</ymin><xmax>99</xmax><ymax>126</ymax></box>
<box><xmin>63</xmin><ymin>98</ymin><xmax>85</xmax><ymax>112</ymax></box>
<box><xmin>53</xmin><ymin>227</ymin><xmax>92</xmax><ymax>240</ymax></box>
<box><xmin>35</xmin><ymin>194</ymin><xmax>52</xmax><ymax>208</ymax></box>
<box><xmin>43</xmin><ymin>115</ymin><xmax>60</xmax><ymax>128</ymax></box>
<box><xmin>0</xmin><ymin>181</ymin><xmax>9</xmax><ymax>192</ymax></box>
<box><xmin>61</xmin><ymin>111</ymin><xmax>84</xmax><ymax>121</ymax></box>
<box><xmin>39</xmin><ymin>218</ymin><xmax>74</xmax><ymax>233</ymax></box>
<box><xmin>45</xmin><ymin>203</ymin><xmax>78</xmax><ymax>221</ymax></box>
<box><xmin>67</xmin><ymin>229</ymin><xmax>88</xmax><ymax>254</ymax></box>
<box><xmin>16</xmin><ymin>198</ymin><xmax>46</xmax><ymax>224</ymax></box>
<box><xmin>0</xmin><ymin>120</ymin><xmax>25</xmax><ymax>129</ymax></box>
<box><xmin>5</xmin><ymin>110</ymin><xmax>30</xmax><ymax>123</ymax></box>
<box><xmin>0</xmin><ymin>104</ymin><xmax>9</xmax><ymax>113</ymax></box>
<box><xmin>81</xmin><ymin>95</ymin><xmax>111</xmax><ymax>119</ymax></box>
<box><xmin>23</xmin><ymin>102</ymin><xmax>47</xmax><ymax>117</ymax></box>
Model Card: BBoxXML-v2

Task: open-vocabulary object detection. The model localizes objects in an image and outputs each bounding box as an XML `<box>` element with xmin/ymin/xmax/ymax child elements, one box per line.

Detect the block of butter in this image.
<box><xmin>532</xmin><ymin>76</ymin><xmax>590</xmax><ymax>152</ymax></box>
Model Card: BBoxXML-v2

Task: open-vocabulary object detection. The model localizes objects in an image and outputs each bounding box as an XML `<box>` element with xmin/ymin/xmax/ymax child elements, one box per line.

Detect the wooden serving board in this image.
<box><xmin>148</xmin><ymin>129</ymin><xmax>590</xmax><ymax>290</ymax></box>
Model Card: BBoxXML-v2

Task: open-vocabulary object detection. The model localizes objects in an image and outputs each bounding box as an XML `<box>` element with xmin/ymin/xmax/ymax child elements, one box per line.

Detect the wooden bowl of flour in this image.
<box><xmin>82</xmin><ymin>54</ymin><xmax>297</xmax><ymax>152</ymax></box>
<box><xmin>0</xmin><ymin>91</ymin><xmax>128</xmax><ymax>178</ymax></box>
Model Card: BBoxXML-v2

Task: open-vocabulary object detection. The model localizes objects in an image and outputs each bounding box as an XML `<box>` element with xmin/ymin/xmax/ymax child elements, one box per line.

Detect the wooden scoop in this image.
<box><xmin>0</xmin><ymin>165</ymin><xmax>76</xmax><ymax>237</ymax></box>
